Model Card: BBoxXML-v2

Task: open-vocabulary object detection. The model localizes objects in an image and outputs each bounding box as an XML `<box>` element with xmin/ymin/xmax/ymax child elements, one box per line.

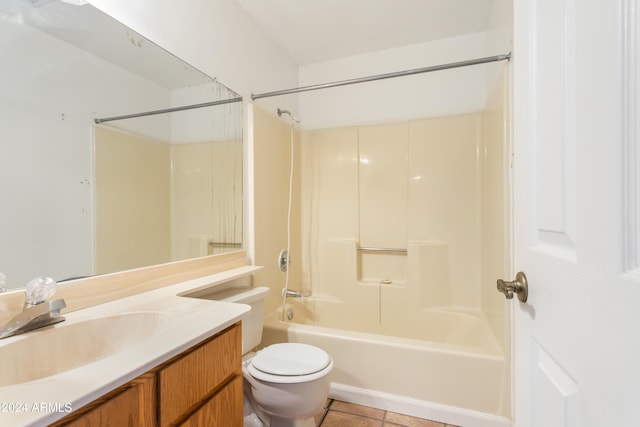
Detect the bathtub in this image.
<box><xmin>260</xmin><ymin>301</ymin><xmax>511</xmax><ymax>427</ymax></box>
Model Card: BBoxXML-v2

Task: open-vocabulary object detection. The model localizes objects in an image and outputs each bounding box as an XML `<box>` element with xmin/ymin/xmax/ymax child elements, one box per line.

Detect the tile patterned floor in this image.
<box><xmin>317</xmin><ymin>400</ymin><xmax>461</xmax><ymax>427</ymax></box>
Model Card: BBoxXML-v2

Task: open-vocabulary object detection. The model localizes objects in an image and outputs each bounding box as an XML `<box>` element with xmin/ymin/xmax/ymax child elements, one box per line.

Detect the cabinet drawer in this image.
<box><xmin>158</xmin><ymin>322</ymin><xmax>241</xmax><ymax>426</ymax></box>
<box><xmin>51</xmin><ymin>373</ymin><xmax>155</xmax><ymax>427</ymax></box>
<box><xmin>178</xmin><ymin>375</ymin><xmax>243</xmax><ymax>427</ymax></box>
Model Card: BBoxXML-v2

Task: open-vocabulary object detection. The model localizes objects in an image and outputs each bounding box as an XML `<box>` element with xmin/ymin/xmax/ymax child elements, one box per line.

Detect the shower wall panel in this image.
<box><xmin>171</xmin><ymin>139</ymin><xmax>242</xmax><ymax>260</ymax></box>
<box><xmin>408</xmin><ymin>114</ymin><xmax>482</xmax><ymax>308</ymax></box>
<box><xmin>302</xmin><ymin>113</ymin><xmax>484</xmax><ymax>334</ymax></box>
<box><xmin>358</xmin><ymin>122</ymin><xmax>408</xmax><ymax>249</ymax></box>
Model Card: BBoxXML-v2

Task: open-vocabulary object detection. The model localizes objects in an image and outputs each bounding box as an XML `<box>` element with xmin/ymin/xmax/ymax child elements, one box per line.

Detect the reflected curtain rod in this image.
<box><xmin>93</xmin><ymin>96</ymin><xmax>243</xmax><ymax>124</ymax></box>
<box><xmin>251</xmin><ymin>53</ymin><xmax>511</xmax><ymax>100</ymax></box>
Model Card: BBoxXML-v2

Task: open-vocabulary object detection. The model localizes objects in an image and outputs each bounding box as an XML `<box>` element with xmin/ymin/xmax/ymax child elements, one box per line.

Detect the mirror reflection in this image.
<box><xmin>0</xmin><ymin>0</ymin><xmax>243</xmax><ymax>289</ymax></box>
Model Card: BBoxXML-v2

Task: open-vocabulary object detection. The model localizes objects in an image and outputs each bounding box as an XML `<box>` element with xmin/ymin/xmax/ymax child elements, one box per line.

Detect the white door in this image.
<box><xmin>512</xmin><ymin>0</ymin><xmax>640</xmax><ymax>426</ymax></box>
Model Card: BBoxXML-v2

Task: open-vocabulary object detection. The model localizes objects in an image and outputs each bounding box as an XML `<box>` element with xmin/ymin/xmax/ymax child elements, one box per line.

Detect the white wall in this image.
<box><xmin>298</xmin><ymin>32</ymin><xmax>493</xmax><ymax>129</ymax></box>
<box><xmin>486</xmin><ymin>0</ymin><xmax>513</xmax><ymax>99</ymax></box>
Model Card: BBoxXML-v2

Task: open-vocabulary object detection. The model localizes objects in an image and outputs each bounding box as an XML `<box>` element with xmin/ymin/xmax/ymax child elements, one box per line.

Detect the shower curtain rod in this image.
<box><xmin>251</xmin><ymin>53</ymin><xmax>511</xmax><ymax>100</ymax></box>
<box><xmin>93</xmin><ymin>96</ymin><xmax>243</xmax><ymax>124</ymax></box>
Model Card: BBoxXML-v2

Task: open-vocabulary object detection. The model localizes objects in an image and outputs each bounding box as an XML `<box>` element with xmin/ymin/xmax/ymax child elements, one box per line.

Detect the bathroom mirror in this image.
<box><xmin>0</xmin><ymin>0</ymin><xmax>243</xmax><ymax>289</ymax></box>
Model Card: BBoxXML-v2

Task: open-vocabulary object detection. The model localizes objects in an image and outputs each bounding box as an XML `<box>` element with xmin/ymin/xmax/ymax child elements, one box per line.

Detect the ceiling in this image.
<box><xmin>235</xmin><ymin>0</ymin><xmax>497</xmax><ymax>65</ymax></box>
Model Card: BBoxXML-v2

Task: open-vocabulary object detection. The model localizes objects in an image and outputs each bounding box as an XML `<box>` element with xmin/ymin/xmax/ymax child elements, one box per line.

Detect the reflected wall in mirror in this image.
<box><xmin>0</xmin><ymin>0</ymin><xmax>243</xmax><ymax>289</ymax></box>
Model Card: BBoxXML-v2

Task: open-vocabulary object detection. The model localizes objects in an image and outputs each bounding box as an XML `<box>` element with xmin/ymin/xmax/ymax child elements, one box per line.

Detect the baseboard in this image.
<box><xmin>329</xmin><ymin>383</ymin><xmax>512</xmax><ymax>427</ymax></box>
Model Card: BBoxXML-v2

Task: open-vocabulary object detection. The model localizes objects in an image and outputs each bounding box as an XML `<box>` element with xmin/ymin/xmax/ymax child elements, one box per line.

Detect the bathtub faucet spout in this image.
<box><xmin>282</xmin><ymin>288</ymin><xmax>302</xmax><ymax>298</ymax></box>
<box><xmin>282</xmin><ymin>288</ymin><xmax>311</xmax><ymax>298</ymax></box>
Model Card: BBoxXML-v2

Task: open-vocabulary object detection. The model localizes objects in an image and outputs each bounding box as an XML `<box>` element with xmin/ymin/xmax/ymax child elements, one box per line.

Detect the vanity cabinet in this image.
<box><xmin>176</xmin><ymin>375</ymin><xmax>243</xmax><ymax>427</ymax></box>
<box><xmin>51</xmin><ymin>322</ymin><xmax>242</xmax><ymax>427</ymax></box>
<box><xmin>50</xmin><ymin>374</ymin><xmax>156</xmax><ymax>427</ymax></box>
<box><xmin>157</xmin><ymin>321</ymin><xmax>242</xmax><ymax>426</ymax></box>
<box><xmin>51</xmin><ymin>373</ymin><xmax>156</xmax><ymax>427</ymax></box>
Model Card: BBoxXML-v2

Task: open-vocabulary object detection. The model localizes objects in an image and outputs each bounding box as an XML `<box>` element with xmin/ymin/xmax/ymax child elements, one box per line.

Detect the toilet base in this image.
<box><xmin>243</xmin><ymin>414</ymin><xmax>315</xmax><ymax>427</ymax></box>
<box><xmin>244</xmin><ymin>413</ymin><xmax>263</xmax><ymax>427</ymax></box>
<box><xmin>244</xmin><ymin>396</ymin><xmax>317</xmax><ymax>427</ymax></box>
<box><xmin>269</xmin><ymin>416</ymin><xmax>316</xmax><ymax>427</ymax></box>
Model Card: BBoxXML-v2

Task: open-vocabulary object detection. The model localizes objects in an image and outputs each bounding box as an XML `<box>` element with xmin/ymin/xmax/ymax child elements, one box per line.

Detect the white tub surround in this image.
<box><xmin>0</xmin><ymin>265</ymin><xmax>260</xmax><ymax>427</ymax></box>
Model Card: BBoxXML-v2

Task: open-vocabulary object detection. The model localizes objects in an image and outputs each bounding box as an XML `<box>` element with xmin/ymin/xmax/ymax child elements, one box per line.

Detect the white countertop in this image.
<box><xmin>0</xmin><ymin>266</ymin><xmax>260</xmax><ymax>427</ymax></box>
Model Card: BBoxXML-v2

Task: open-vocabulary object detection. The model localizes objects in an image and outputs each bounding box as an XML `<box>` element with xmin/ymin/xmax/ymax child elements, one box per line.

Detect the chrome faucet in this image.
<box><xmin>281</xmin><ymin>288</ymin><xmax>311</xmax><ymax>298</ymax></box>
<box><xmin>0</xmin><ymin>277</ymin><xmax>66</xmax><ymax>340</ymax></box>
<box><xmin>282</xmin><ymin>288</ymin><xmax>303</xmax><ymax>298</ymax></box>
<box><xmin>0</xmin><ymin>298</ymin><xmax>66</xmax><ymax>340</ymax></box>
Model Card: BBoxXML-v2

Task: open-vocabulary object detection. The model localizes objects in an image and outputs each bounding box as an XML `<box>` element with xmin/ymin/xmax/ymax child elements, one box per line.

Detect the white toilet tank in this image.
<box><xmin>197</xmin><ymin>286</ymin><xmax>270</xmax><ymax>354</ymax></box>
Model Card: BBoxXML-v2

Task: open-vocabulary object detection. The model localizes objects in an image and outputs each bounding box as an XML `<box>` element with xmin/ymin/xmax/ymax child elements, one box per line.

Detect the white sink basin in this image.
<box><xmin>0</xmin><ymin>312</ymin><xmax>169</xmax><ymax>386</ymax></box>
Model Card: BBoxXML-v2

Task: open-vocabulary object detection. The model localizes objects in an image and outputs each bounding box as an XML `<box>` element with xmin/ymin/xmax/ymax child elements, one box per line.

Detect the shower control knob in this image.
<box><xmin>497</xmin><ymin>272</ymin><xmax>528</xmax><ymax>303</ymax></box>
<box><xmin>278</xmin><ymin>249</ymin><xmax>290</xmax><ymax>272</ymax></box>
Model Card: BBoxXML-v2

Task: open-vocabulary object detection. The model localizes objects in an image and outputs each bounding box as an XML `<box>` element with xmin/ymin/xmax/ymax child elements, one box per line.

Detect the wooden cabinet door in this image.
<box><xmin>178</xmin><ymin>375</ymin><xmax>243</xmax><ymax>427</ymax></box>
<box><xmin>158</xmin><ymin>323</ymin><xmax>241</xmax><ymax>426</ymax></box>
<box><xmin>51</xmin><ymin>373</ymin><xmax>155</xmax><ymax>427</ymax></box>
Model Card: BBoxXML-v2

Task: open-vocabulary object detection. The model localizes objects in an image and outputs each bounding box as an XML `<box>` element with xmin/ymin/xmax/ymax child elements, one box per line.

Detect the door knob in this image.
<box><xmin>497</xmin><ymin>272</ymin><xmax>528</xmax><ymax>303</ymax></box>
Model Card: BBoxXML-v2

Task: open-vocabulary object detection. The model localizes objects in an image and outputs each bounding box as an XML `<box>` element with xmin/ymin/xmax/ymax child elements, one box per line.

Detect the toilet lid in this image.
<box><xmin>251</xmin><ymin>343</ymin><xmax>331</xmax><ymax>376</ymax></box>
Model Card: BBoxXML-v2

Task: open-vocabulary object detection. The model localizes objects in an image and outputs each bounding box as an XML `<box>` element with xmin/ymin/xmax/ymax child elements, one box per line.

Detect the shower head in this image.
<box><xmin>277</xmin><ymin>108</ymin><xmax>300</xmax><ymax>124</ymax></box>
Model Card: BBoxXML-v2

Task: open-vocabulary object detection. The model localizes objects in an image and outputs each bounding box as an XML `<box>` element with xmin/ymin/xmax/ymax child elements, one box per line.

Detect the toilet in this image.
<box><xmin>203</xmin><ymin>285</ymin><xmax>333</xmax><ymax>427</ymax></box>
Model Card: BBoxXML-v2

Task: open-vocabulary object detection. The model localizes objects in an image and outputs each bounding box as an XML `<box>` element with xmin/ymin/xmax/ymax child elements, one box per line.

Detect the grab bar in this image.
<box><xmin>357</xmin><ymin>247</ymin><xmax>407</xmax><ymax>254</ymax></box>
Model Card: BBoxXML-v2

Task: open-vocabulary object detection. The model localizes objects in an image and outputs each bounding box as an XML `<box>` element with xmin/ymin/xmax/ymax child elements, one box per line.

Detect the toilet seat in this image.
<box><xmin>247</xmin><ymin>343</ymin><xmax>333</xmax><ymax>383</ymax></box>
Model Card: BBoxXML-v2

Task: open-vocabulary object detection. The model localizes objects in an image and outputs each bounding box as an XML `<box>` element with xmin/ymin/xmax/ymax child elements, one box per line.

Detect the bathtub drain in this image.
<box><xmin>287</xmin><ymin>307</ymin><xmax>294</xmax><ymax>321</ymax></box>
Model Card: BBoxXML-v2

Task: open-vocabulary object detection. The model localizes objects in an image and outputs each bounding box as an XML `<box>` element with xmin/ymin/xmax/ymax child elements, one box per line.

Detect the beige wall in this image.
<box><xmin>252</xmin><ymin>107</ymin><xmax>302</xmax><ymax>313</ymax></box>
<box><xmin>94</xmin><ymin>127</ymin><xmax>171</xmax><ymax>274</ymax></box>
